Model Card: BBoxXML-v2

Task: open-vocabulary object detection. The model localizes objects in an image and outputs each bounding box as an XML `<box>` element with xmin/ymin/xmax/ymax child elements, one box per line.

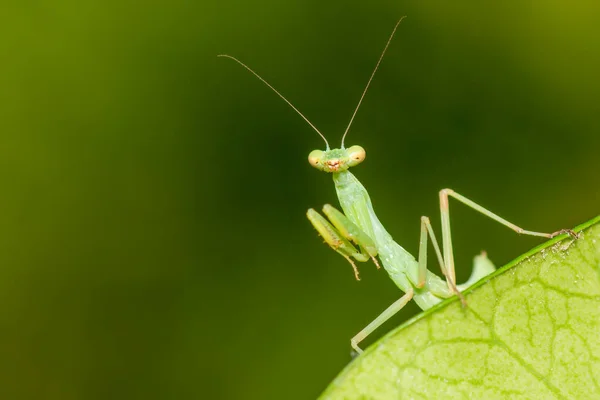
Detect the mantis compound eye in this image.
<box><xmin>346</xmin><ymin>145</ymin><xmax>366</xmax><ymax>167</ymax></box>
<box><xmin>308</xmin><ymin>149</ymin><xmax>325</xmax><ymax>170</ymax></box>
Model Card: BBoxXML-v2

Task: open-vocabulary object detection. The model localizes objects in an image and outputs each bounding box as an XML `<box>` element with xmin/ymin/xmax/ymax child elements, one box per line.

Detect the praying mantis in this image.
<box><xmin>219</xmin><ymin>17</ymin><xmax>576</xmax><ymax>353</ymax></box>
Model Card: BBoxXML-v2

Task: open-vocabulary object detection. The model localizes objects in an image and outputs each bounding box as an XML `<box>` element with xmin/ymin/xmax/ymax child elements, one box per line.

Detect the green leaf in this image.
<box><xmin>320</xmin><ymin>216</ymin><xmax>600</xmax><ymax>400</ymax></box>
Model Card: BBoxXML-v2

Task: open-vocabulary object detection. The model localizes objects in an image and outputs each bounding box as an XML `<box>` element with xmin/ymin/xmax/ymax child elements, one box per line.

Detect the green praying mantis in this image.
<box><xmin>219</xmin><ymin>18</ymin><xmax>576</xmax><ymax>353</ymax></box>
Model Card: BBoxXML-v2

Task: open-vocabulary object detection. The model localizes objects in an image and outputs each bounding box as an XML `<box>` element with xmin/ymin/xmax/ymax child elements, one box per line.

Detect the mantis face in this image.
<box><xmin>308</xmin><ymin>145</ymin><xmax>366</xmax><ymax>173</ymax></box>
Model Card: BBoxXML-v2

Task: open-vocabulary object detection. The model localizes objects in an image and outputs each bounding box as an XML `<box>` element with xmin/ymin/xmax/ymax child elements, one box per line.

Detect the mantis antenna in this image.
<box><xmin>340</xmin><ymin>16</ymin><xmax>406</xmax><ymax>149</ymax></box>
<box><xmin>217</xmin><ymin>54</ymin><xmax>330</xmax><ymax>150</ymax></box>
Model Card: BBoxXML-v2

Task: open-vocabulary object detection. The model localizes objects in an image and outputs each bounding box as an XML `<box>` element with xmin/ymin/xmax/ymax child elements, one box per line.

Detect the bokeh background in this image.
<box><xmin>1</xmin><ymin>1</ymin><xmax>599</xmax><ymax>399</ymax></box>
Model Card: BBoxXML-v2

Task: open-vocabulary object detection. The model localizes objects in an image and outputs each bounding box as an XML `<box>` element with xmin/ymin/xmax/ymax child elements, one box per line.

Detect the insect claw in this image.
<box><xmin>458</xmin><ymin>292</ymin><xmax>468</xmax><ymax>309</ymax></box>
<box><xmin>567</xmin><ymin>229</ymin><xmax>580</xmax><ymax>239</ymax></box>
<box><xmin>350</xmin><ymin>349</ymin><xmax>361</xmax><ymax>359</ymax></box>
<box><xmin>344</xmin><ymin>255</ymin><xmax>361</xmax><ymax>281</ymax></box>
<box><xmin>449</xmin><ymin>279</ymin><xmax>468</xmax><ymax>308</ymax></box>
<box><xmin>550</xmin><ymin>228</ymin><xmax>580</xmax><ymax>240</ymax></box>
<box><xmin>371</xmin><ymin>256</ymin><xmax>381</xmax><ymax>269</ymax></box>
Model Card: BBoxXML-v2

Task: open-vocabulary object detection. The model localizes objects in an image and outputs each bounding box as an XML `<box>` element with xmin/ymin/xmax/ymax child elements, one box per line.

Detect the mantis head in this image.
<box><xmin>308</xmin><ymin>146</ymin><xmax>366</xmax><ymax>173</ymax></box>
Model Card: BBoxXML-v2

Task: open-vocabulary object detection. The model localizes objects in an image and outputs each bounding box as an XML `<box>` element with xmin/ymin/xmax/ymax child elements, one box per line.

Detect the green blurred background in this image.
<box><xmin>1</xmin><ymin>1</ymin><xmax>599</xmax><ymax>399</ymax></box>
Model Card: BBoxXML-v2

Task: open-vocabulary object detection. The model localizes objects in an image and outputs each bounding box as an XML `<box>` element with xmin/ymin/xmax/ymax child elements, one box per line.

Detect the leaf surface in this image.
<box><xmin>321</xmin><ymin>216</ymin><xmax>600</xmax><ymax>400</ymax></box>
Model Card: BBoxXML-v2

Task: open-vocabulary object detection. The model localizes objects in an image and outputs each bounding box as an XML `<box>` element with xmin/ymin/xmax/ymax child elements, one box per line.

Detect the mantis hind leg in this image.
<box><xmin>417</xmin><ymin>216</ymin><xmax>465</xmax><ymax>304</ymax></box>
<box><xmin>417</xmin><ymin>189</ymin><xmax>576</xmax><ymax>304</ymax></box>
<box><xmin>438</xmin><ymin>188</ymin><xmax>577</xmax><ymax>290</ymax></box>
<box><xmin>307</xmin><ymin>204</ymin><xmax>380</xmax><ymax>280</ymax></box>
